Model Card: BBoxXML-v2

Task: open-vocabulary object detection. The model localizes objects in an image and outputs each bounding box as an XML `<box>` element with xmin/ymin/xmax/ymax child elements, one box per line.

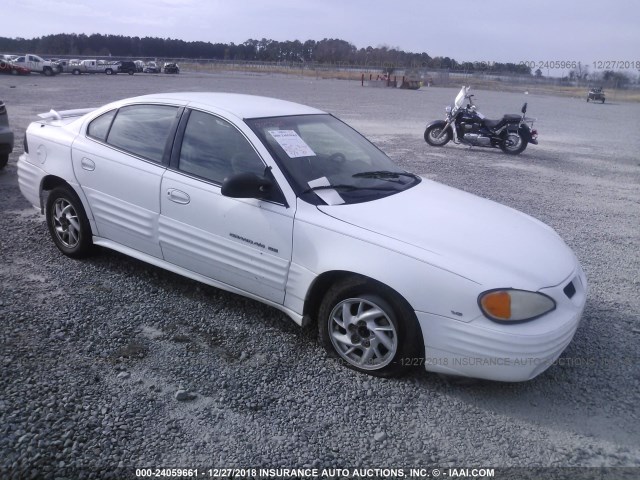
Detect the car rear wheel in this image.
<box><xmin>43</xmin><ymin>68</ymin><xmax>53</xmax><ymax>76</ymax></box>
<box><xmin>46</xmin><ymin>186</ymin><xmax>93</xmax><ymax>258</ymax></box>
<box><xmin>318</xmin><ymin>277</ymin><xmax>422</xmax><ymax>377</ymax></box>
<box><xmin>105</xmin><ymin>69</ymin><xmax>113</xmax><ymax>75</ymax></box>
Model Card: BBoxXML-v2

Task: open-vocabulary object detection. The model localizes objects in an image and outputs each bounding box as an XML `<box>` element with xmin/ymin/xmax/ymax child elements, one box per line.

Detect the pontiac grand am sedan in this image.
<box><xmin>17</xmin><ymin>93</ymin><xmax>587</xmax><ymax>380</ymax></box>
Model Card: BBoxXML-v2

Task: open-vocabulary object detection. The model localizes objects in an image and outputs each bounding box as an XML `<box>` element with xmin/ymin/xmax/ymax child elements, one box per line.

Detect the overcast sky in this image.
<box><xmin>4</xmin><ymin>0</ymin><xmax>639</xmax><ymax>68</ymax></box>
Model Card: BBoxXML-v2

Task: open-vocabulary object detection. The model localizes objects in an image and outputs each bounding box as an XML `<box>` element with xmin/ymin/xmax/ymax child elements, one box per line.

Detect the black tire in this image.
<box><xmin>601</xmin><ymin>99</ymin><xmax>605</xmax><ymax>104</ymax></box>
<box><xmin>0</xmin><ymin>154</ymin><xmax>8</xmax><ymax>169</ymax></box>
<box><xmin>586</xmin><ymin>98</ymin><xmax>590</xmax><ymax>102</ymax></box>
<box><xmin>11</xmin><ymin>68</ymin><xmax>18</xmax><ymax>76</ymax></box>
<box><xmin>105</xmin><ymin>69</ymin><xmax>113</xmax><ymax>75</ymax></box>
<box><xmin>500</xmin><ymin>132</ymin><xmax>528</xmax><ymax>155</ymax></box>
<box><xmin>43</xmin><ymin>67</ymin><xmax>53</xmax><ymax>76</ymax></box>
<box><xmin>128</xmin><ymin>69</ymin><xmax>134</xmax><ymax>75</ymax></box>
<box><xmin>318</xmin><ymin>276</ymin><xmax>422</xmax><ymax>377</ymax></box>
<box><xmin>424</xmin><ymin>123</ymin><xmax>451</xmax><ymax>146</ymax></box>
<box><xmin>72</xmin><ymin>69</ymin><xmax>81</xmax><ymax>75</ymax></box>
<box><xmin>45</xmin><ymin>186</ymin><xmax>93</xmax><ymax>258</ymax></box>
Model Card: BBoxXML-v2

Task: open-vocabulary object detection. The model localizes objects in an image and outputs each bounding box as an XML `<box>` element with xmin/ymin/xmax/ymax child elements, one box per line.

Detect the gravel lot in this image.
<box><xmin>1</xmin><ymin>72</ymin><xmax>639</xmax><ymax>478</ymax></box>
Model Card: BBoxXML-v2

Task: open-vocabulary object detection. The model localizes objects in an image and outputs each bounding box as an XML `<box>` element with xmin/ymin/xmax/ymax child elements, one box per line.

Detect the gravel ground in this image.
<box><xmin>0</xmin><ymin>72</ymin><xmax>639</xmax><ymax>479</ymax></box>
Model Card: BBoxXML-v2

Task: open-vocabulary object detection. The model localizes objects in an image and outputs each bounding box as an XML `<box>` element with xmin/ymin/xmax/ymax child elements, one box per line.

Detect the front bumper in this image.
<box><xmin>416</xmin><ymin>265</ymin><xmax>587</xmax><ymax>382</ymax></box>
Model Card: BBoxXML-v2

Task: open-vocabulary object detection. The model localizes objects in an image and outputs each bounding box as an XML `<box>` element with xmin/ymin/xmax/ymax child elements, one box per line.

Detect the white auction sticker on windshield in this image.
<box><xmin>307</xmin><ymin>177</ymin><xmax>345</xmax><ymax>205</ymax></box>
<box><xmin>268</xmin><ymin>130</ymin><xmax>316</xmax><ymax>158</ymax></box>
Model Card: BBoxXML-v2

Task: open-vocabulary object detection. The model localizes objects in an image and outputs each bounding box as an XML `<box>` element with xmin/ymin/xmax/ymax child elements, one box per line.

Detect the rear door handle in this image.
<box><xmin>80</xmin><ymin>157</ymin><xmax>95</xmax><ymax>171</ymax></box>
<box><xmin>167</xmin><ymin>188</ymin><xmax>190</xmax><ymax>205</ymax></box>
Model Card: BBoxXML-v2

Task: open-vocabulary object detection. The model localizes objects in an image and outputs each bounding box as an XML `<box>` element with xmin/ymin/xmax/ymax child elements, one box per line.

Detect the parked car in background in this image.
<box><xmin>0</xmin><ymin>60</ymin><xmax>31</xmax><ymax>75</ymax></box>
<box><xmin>117</xmin><ymin>61</ymin><xmax>137</xmax><ymax>75</ymax></box>
<box><xmin>0</xmin><ymin>99</ymin><xmax>14</xmax><ymax>169</ymax></box>
<box><xmin>134</xmin><ymin>60</ymin><xmax>145</xmax><ymax>72</ymax></box>
<box><xmin>17</xmin><ymin>92</ymin><xmax>588</xmax><ymax>381</ymax></box>
<box><xmin>47</xmin><ymin>59</ymin><xmax>64</xmax><ymax>73</ymax></box>
<box><xmin>143</xmin><ymin>61</ymin><xmax>160</xmax><ymax>73</ymax></box>
<box><xmin>163</xmin><ymin>62</ymin><xmax>180</xmax><ymax>74</ymax></box>
<box><xmin>55</xmin><ymin>59</ymin><xmax>81</xmax><ymax>73</ymax></box>
<box><xmin>587</xmin><ymin>87</ymin><xmax>605</xmax><ymax>103</ymax></box>
<box><xmin>13</xmin><ymin>54</ymin><xmax>58</xmax><ymax>76</ymax></box>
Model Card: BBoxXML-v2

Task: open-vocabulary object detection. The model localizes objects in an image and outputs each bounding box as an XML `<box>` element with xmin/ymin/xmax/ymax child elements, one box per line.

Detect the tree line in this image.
<box><xmin>0</xmin><ymin>33</ymin><xmax>533</xmax><ymax>74</ymax></box>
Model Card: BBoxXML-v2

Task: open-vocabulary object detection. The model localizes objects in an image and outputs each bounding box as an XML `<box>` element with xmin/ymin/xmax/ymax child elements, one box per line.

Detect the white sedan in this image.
<box><xmin>18</xmin><ymin>93</ymin><xmax>587</xmax><ymax>380</ymax></box>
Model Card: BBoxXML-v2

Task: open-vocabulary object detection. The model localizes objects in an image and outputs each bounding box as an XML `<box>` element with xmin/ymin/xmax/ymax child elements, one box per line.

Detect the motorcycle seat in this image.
<box><xmin>483</xmin><ymin>114</ymin><xmax>521</xmax><ymax>129</ymax></box>
<box><xmin>503</xmin><ymin>114</ymin><xmax>521</xmax><ymax>121</ymax></box>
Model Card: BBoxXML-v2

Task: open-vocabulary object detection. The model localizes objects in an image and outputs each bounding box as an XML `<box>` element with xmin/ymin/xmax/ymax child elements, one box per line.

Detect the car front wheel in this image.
<box><xmin>318</xmin><ymin>277</ymin><xmax>422</xmax><ymax>377</ymax></box>
<box><xmin>46</xmin><ymin>186</ymin><xmax>93</xmax><ymax>258</ymax></box>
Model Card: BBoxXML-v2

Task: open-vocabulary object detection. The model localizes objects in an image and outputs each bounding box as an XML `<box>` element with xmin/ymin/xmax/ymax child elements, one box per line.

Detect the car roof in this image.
<box><xmin>124</xmin><ymin>92</ymin><xmax>326</xmax><ymax>119</ymax></box>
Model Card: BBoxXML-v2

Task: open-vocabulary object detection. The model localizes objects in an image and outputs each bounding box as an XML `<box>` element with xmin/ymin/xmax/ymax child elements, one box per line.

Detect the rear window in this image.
<box><xmin>87</xmin><ymin>110</ymin><xmax>116</xmax><ymax>141</ymax></box>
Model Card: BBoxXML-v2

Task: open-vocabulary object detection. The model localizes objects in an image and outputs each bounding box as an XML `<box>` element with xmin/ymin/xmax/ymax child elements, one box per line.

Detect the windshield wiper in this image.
<box><xmin>302</xmin><ymin>184</ymin><xmax>396</xmax><ymax>195</ymax></box>
<box><xmin>352</xmin><ymin>170</ymin><xmax>420</xmax><ymax>181</ymax></box>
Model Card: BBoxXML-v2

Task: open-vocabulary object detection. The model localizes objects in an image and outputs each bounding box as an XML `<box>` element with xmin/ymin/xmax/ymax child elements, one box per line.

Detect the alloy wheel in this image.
<box><xmin>328</xmin><ymin>297</ymin><xmax>398</xmax><ymax>370</ymax></box>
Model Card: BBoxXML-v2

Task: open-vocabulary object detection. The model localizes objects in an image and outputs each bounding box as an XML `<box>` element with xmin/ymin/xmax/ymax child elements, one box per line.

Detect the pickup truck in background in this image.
<box><xmin>69</xmin><ymin>59</ymin><xmax>121</xmax><ymax>75</ymax></box>
<box><xmin>13</xmin><ymin>54</ymin><xmax>58</xmax><ymax>76</ymax></box>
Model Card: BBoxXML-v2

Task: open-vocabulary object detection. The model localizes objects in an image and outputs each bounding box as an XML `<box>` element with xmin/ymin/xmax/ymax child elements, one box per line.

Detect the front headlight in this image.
<box><xmin>478</xmin><ymin>289</ymin><xmax>556</xmax><ymax>323</ymax></box>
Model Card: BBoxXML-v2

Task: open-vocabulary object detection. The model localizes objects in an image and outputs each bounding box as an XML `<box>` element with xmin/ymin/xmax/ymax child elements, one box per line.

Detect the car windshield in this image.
<box><xmin>246</xmin><ymin>114</ymin><xmax>420</xmax><ymax>205</ymax></box>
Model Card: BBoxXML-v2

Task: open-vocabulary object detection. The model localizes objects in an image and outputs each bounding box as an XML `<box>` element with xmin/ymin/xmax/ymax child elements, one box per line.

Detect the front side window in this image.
<box><xmin>106</xmin><ymin>104</ymin><xmax>178</xmax><ymax>163</ymax></box>
<box><xmin>178</xmin><ymin>110</ymin><xmax>265</xmax><ymax>184</ymax></box>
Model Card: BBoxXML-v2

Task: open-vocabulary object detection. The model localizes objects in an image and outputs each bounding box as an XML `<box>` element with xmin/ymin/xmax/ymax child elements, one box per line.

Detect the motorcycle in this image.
<box><xmin>424</xmin><ymin>86</ymin><xmax>538</xmax><ymax>155</ymax></box>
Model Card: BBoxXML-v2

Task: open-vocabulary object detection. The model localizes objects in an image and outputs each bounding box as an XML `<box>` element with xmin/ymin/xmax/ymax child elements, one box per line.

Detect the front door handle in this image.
<box><xmin>167</xmin><ymin>188</ymin><xmax>190</xmax><ymax>205</ymax></box>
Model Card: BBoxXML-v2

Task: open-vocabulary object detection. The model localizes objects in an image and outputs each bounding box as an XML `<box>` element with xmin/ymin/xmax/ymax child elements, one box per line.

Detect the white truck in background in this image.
<box><xmin>13</xmin><ymin>54</ymin><xmax>58</xmax><ymax>76</ymax></box>
<box><xmin>69</xmin><ymin>59</ymin><xmax>120</xmax><ymax>75</ymax></box>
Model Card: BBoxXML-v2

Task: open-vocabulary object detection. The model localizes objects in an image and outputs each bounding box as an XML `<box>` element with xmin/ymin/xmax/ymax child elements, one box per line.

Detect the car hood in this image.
<box><xmin>317</xmin><ymin>179</ymin><xmax>575</xmax><ymax>288</ymax></box>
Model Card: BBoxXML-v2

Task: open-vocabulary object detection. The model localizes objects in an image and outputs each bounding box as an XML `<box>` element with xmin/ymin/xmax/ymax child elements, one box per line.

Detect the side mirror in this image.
<box><xmin>521</xmin><ymin>102</ymin><xmax>528</xmax><ymax>114</ymax></box>
<box><xmin>221</xmin><ymin>172</ymin><xmax>272</xmax><ymax>199</ymax></box>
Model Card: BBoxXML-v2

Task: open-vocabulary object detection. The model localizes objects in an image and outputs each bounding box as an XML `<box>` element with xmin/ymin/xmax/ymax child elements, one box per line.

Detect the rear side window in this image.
<box><xmin>87</xmin><ymin>110</ymin><xmax>116</xmax><ymax>141</ymax></box>
<box><xmin>106</xmin><ymin>105</ymin><xmax>179</xmax><ymax>163</ymax></box>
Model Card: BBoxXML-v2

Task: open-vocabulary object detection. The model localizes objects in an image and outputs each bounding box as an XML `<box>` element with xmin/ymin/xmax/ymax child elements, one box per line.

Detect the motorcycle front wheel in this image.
<box><xmin>500</xmin><ymin>132</ymin><xmax>528</xmax><ymax>155</ymax></box>
<box><xmin>424</xmin><ymin>123</ymin><xmax>451</xmax><ymax>147</ymax></box>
